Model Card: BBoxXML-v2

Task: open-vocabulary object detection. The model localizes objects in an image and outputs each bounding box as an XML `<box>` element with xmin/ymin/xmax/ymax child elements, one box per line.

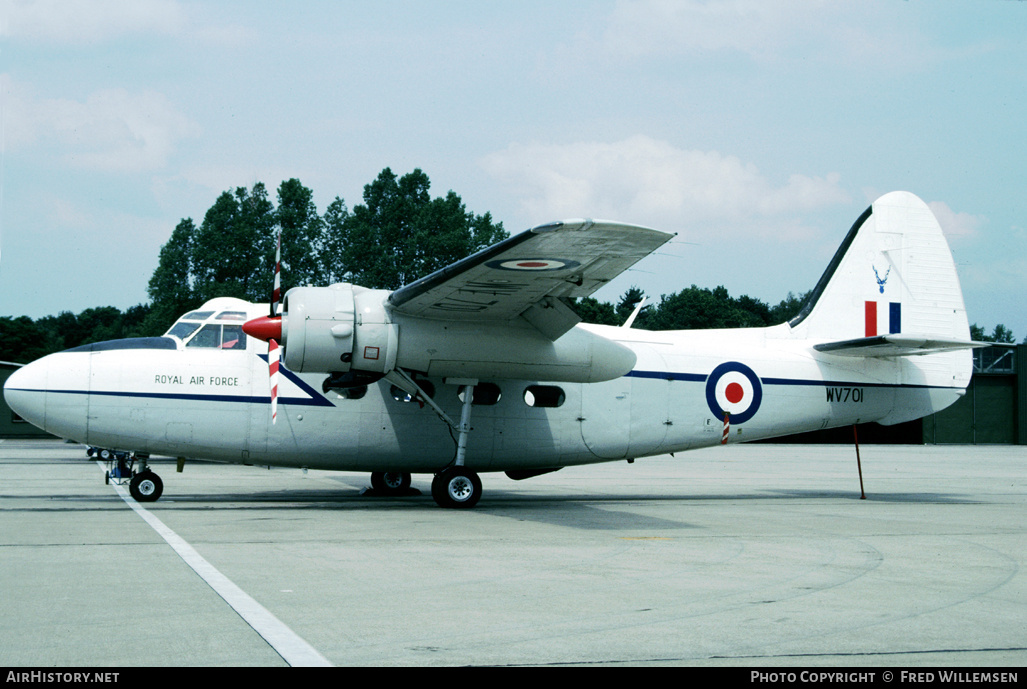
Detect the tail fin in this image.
<box><xmin>790</xmin><ymin>191</ymin><xmax>975</xmax><ymax>348</ymax></box>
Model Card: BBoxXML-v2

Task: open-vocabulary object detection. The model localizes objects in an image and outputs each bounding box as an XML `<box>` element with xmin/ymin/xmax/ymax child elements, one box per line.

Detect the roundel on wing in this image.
<box><xmin>705</xmin><ymin>361</ymin><xmax>762</xmax><ymax>424</ymax></box>
<box><xmin>484</xmin><ymin>258</ymin><xmax>581</xmax><ymax>272</ymax></box>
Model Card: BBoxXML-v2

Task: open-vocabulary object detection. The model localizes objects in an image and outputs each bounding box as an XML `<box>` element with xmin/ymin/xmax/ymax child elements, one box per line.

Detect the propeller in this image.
<box><xmin>243</xmin><ymin>227</ymin><xmax>284</xmax><ymax>424</ymax></box>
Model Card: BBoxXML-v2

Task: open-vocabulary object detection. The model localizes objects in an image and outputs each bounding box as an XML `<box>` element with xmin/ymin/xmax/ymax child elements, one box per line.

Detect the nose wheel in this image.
<box><xmin>432</xmin><ymin>467</ymin><xmax>482</xmax><ymax>509</ymax></box>
<box><xmin>129</xmin><ymin>471</ymin><xmax>163</xmax><ymax>502</ymax></box>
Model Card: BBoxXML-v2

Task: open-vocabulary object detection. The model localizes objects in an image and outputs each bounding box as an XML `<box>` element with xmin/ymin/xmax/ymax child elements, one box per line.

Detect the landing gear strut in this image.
<box><xmin>431</xmin><ymin>382</ymin><xmax>483</xmax><ymax>508</ymax></box>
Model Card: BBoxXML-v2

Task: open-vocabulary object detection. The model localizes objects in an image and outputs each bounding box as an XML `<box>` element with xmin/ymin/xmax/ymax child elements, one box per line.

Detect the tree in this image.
<box><xmin>575</xmin><ymin>285</ymin><xmax>804</xmax><ymax>331</ymax></box>
<box><xmin>971</xmin><ymin>323</ymin><xmax>1016</xmax><ymax>343</ymax></box>
<box><xmin>990</xmin><ymin>324</ymin><xmax>1016</xmax><ymax>344</ymax></box>
<box><xmin>1</xmin><ymin>303</ymin><xmax>155</xmax><ymax>364</ymax></box>
<box><xmin>769</xmin><ymin>291</ymin><xmax>811</xmax><ymax>325</ymax></box>
<box><xmin>326</xmin><ymin>168</ymin><xmax>507</xmax><ymax>289</ymax></box>
<box><xmin>275</xmin><ymin>178</ymin><xmax>325</xmax><ymax>293</ymax></box>
<box><xmin>190</xmin><ymin>183</ymin><xmax>274</xmax><ymax>303</ymax></box>
<box><xmin>321</xmin><ymin>196</ymin><xmax>350</xmax><ymax>285</ymax></box>
<box><xmin>144</xmin><ymin>218</ymin><xmax>199</xmax><ymax>335</ymax></box>
<box><xmin>643</xmin><ymin>285</ymin><xmax>771</xmax><ymax>330</ymax></box>
<box><xmin>572</xmin><ymin>297</ymin><xmax>619</xmax><ymax>326</ymax></box>
<box><xmin>0</xmin><ymin>316</ymin><xmax>61</xmax><ymax>363</ymax></box>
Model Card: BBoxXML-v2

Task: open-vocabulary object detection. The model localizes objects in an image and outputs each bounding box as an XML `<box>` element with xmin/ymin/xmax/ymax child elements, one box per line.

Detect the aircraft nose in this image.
<box><xmin>3</xmin><ymin>359</ymin><xmax>49</xmax><ymax>430</ymax></box>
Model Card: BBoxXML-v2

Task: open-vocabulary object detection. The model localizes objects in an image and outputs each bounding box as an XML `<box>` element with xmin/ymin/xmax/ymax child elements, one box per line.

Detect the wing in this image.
<box><xmin>387</xmin><ymin>219</ymin><xmax>674</xmax><ymax>339</ymax></box>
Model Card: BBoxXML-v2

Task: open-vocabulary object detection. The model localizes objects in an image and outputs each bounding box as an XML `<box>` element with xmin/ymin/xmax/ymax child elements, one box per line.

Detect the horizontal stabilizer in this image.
<box><xmin>814</xmin><ymin>334</ymin><xmax>990</xmax><ymax>358</ymax></box>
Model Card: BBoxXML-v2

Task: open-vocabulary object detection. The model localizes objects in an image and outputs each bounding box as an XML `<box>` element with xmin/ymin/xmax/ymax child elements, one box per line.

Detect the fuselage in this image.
<box><xmin>4</xmin><ymin>297</ymin><xmax>969</xmax><ymax>473</ymax></box>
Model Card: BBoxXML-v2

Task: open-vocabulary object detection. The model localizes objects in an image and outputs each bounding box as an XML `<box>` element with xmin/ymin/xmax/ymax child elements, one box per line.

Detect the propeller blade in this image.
<box><xmin>269</xmin><ymin>338</ymin><xmax>280</xmax><ymax>424</ymax></box>
<box><xmin>257</xmin><ymin>224</ymin><xmax>284</xmax><ymax>424</ymax></box>
<box><xmin>271</xmin><ymin>227</ymin><xmax>282</xmax><ymax>317</ymax></box>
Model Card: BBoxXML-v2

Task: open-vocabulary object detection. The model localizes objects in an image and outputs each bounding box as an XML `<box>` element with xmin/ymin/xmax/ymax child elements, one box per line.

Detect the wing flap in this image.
<box><xmin>814</xmin><ymin>334</ymin><xmax>990</xmax><ymax>358</ymax></box>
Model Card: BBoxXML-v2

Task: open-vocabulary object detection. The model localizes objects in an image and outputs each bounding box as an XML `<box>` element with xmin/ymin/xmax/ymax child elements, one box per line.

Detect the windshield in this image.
<box><xmin>185</xmin><ymin>324</ymin><xmax>246</xmax><ymax>350</ymax></box>
<box><xmin>165</xmin><ymin>306</ymin><xmax>250</xmax><ymax>350</ymax></box>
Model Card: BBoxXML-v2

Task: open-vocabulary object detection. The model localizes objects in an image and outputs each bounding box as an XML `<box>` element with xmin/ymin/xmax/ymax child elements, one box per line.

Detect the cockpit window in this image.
<box><xmin>221</xmin><ymin>325</ymin><xmax>245</xmax><ymax>349</ymax></box>
<box><xmin>216</xmin><ymin>311</ymin><xmax>248</xmax><ymax>321</ymax></box>
<box><xmin>182</xmin><ymin>310</ymin><xmax>215</xmax><ymax>320</ymax></box>
<box><xmin>185</xmin><ymin>324</ymin><xmax>246</xmax><ymax>350</ymax></box>
<box><xmin>167</xmin><ymin>321</ymin><xmax>201</xmax><ymax>340</ymax></box>
<box><xmin>186</xmin><ymin>324</ymin><xmax>221</xmax><ymax>348</ymax></box>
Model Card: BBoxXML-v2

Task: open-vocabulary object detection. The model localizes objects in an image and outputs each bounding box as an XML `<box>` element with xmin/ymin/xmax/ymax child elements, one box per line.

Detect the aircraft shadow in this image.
<box><xmin>143</xmin><ymin>485</ymin><xmax>980</xmax><ymax>532</ymax></box>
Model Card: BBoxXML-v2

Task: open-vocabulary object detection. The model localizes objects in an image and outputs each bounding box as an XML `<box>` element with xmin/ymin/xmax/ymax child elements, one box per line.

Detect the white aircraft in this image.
<box><xmin>4</xmin><ymin>191</ymin><xmax>985</xmax><ymax>508</ymax></box>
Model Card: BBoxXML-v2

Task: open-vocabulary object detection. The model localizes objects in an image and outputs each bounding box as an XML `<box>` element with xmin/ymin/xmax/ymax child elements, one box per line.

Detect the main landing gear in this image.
<box><xmin>429</xmin><ymin>380</ymin><xmax>484</xmax><ymax>508</ymax></box>
<box><xmin>383</xmin><ymin>372</ymin><xmax>487</xmax><ymax>509</ymax></box>
<box><xmin>367</xmin><ymin>468</ymin><xmax>483</xmax><ymax>507</ymax></box>
<box><xmin>431</xmin><ymin>466</ymin><xmax>483</xmax><ymax>509</ymax></box>
<box><xmin>370</xmin><ymin>471</ymin><xmax>412</xmax><ymax>494</ymax></box>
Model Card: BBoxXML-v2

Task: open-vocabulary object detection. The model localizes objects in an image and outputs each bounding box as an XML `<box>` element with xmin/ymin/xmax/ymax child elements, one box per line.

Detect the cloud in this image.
<box><xmin>0</xmin><ymin>0</ymin><xmax>257</xmax><ymax>47</ymax></box>
<box><xmin>0</xmin><ymin>0</ymin><xmax>187</xmax><ymax>44</ymax></box>
<box><xmin>2</xmin><ymin>75</ymin><xmax>200</xmax><ymax>172</ymax></box>
<box><xmin>927</xmin><ymin>201</ymin><xmax>984</xmax><ymax>241</ymax></box>
<box><xmin>590</xmin><ymin>0</ymin><xmax>956</xmax><ymax>72</ymax></box>
<box><xmin>481</xmin><ymin>135</ymin><xmax>849</xmax><ymax>237</ymax></box>
<box><xmin>603</xmin><ymin>0</ymin><xmax>811</xmax><ymax>59</ymax></box>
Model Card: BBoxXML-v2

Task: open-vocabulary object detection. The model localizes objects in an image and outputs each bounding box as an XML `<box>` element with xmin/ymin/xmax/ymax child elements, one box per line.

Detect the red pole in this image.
<box><xmin>853</xmin><ymin>424</ymin><xmax>866</xmax><ymax>500</ymax></box>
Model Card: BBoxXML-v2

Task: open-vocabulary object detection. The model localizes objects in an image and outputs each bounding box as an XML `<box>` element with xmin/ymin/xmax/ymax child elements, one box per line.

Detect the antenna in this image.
<box><xmin>621</xmin><ymin>297</ymin><xmax>646</xmax><ymax>329</ymax></box>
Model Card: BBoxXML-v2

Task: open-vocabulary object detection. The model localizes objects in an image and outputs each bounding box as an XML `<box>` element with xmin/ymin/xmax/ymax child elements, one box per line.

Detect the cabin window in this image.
<box><xmin>523</xmin><ymin>385</ymin><xmax>565</xmax><ymax>408</ymax></box>
<box><xmin>457</xmin><ymin>382</ymin><xmax>502</xmax><ymax>406</ymax></box>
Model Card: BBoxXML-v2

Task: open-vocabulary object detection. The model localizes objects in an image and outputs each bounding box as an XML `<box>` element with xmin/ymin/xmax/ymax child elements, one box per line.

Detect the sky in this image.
<box><xmin>1</xmin><ymin>0</ymin><xmax>1025</xmax><ymax>340</ymax></box>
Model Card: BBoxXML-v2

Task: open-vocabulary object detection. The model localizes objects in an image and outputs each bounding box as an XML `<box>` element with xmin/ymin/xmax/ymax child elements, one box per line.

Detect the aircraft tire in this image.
<box><xmin>432</xmin><ymin>467</ymin><xmax>482</xmax><ymax>509</ymax></box>
<box><xmin>371</xmin><ymin>471</ymin><xmax>412</xmax><ymax>494</ymax></box>
<box><xmin>130</xmin><ymin>471</ymin><xmax>163</xmax><ymax>502</ymax></box>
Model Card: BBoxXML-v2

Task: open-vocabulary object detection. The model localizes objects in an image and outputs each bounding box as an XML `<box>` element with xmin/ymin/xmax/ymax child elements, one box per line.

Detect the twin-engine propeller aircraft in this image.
<box><xmin>5</xmin><ymin>191</ymin><xmax>985</xmax><ymax>508</ymax></box>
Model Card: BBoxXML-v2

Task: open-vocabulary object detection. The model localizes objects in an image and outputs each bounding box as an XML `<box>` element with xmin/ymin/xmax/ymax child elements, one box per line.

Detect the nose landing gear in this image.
<box><xmin>93</xmin><ymin>448</ymin><xmax>164</xmax><ymax>502</ymax></box>
<box><xmin>129</xmin><ymin>471</ymin><xmax>164</xmax><ymax>502</ymax></box>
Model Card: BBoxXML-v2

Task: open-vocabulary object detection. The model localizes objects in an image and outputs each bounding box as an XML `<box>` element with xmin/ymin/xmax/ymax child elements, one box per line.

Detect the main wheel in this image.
<box><xmin>129</xmin><ymin>471</ymin><xmax>163</xmax><ymax>502</ymax></box>
<box><xmin>371</xmin><ymin>471</ymin><xmax>412</xmax><ymax>494</ymax></box>
<box><xmin>431</xmin><ymin>467</ymin><xmax>482</xmax><ymax>509</ymax></box>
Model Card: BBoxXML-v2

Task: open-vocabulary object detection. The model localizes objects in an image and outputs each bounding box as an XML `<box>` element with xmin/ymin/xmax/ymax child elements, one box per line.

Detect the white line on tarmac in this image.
<box><xmin>99</xmin><ymin>462</ymin><xmax>332</xmax><ymax>667</ymax></box>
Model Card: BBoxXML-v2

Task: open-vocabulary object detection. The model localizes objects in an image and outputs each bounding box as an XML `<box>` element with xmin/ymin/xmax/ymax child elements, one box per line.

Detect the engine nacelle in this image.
<box><xmin>281</xmin><ymin>284</ymin><xmax>396</xmax><ymax>374</ymax></box>
<box><xmin>280</xmin><ymin>284</ymin><xmax>636</xmax><ymax>384</ymax></box>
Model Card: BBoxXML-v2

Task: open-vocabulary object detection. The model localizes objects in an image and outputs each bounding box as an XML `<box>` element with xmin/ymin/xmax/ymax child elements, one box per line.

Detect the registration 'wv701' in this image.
<box><xmin>826</xmin><ymin>387</ymin><xmax>864</xmax><ymax>403</ymax></box>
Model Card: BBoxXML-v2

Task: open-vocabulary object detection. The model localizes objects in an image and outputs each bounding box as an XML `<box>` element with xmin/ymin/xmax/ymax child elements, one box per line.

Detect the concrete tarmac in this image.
<box><xmin>0</xmin><ymin>439</ymin><xmax>1024</xmax><ymax>668</ymax></box>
